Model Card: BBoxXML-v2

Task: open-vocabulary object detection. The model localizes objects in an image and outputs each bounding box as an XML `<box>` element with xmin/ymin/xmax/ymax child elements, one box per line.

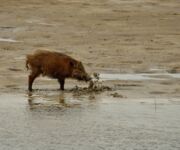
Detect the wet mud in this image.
<box><xmin>69</xmin><ymin>73</ymin><xmax>113</xmax><ymax>95</ymax></box>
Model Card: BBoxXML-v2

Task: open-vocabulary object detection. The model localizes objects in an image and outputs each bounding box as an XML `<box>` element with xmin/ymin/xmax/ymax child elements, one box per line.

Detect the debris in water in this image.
<box><xmin>87</xmin><ymin>72</ymin><xmax>111</xmax><ymax>91</ymax></box>
<box><xmin>168</xmin><ymin>66</ymin><xmax>180</xmax><ymax>73</ymax></box>
<box><xmin>110</xmin><ymin>92</ymin><xmax>124</xmax><ymax>98</ymax></box>
<box><xmin>93</xmin><ymin>72</ymin><xmax>100</xmax><ymax>80</ymax></box>
<box><xmin>88</xmin><ymin>72</ymin><xmax>102</xmax><ymax>90</ymax></box>
<box><xmin>88</xmin><ymin>80</ymin><xmax>94</xmax><ymax>89</ymax></box>
<box><xmin>89</xmin><ymin>95</ymin><xmax>95</xmax><ymax>100</ymax></box>
<box><xmin>8</xmin><ymin>68</ymin><xmax>22</xmax><ymax>72</ymax></box>
<box><xmin>70</xmin><ymin>72</ymin><xmax>112</xmax><ymax>94</ymax></box>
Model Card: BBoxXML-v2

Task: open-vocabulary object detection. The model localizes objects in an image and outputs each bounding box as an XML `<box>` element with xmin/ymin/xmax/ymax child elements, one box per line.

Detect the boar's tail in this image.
<box><xmin>26</xmin><ymin>55</ymin><xmax>31</xmax><ymax>70</ymax></box>
<box><xmin>26</xmin><ymin>59</ymin><xmax>29</xmax><ymax>70</ymax></box>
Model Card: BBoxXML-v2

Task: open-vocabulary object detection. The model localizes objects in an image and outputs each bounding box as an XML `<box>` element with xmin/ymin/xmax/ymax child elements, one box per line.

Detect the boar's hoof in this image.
<box><xmin>28</xmin><ymin>88</ymin><xmax>33</xmax><ymax>92</ymax></box>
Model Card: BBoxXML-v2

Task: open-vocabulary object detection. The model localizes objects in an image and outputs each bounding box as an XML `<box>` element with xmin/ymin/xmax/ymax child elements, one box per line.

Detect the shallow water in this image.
<box><xmin>26</xmin><ymin>19</ymin><xmax>57</xmax><ymax>26</ymax></box>
<box><xmin>0</xmin><ymin>38</ymin><xmax>19</xmax><ymax>42</ymax></box>
<box><xmin>0</xmin><ymin>93</ymin><xmax>180</xmax><ymax>150</ymax></box>
<box><xmin>100</xmin><ymin>73</ymin><xmax>180</xmax><ymax>81</ymax></box>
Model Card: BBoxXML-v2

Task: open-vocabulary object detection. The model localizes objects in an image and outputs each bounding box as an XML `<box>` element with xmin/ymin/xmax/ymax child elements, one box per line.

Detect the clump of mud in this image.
<box><xmin>110</xmin><ymin>92</ymin><xmax>124</xmax><ymax>98</ymax></box>
<box><xmin>70</xmin><ymin>73</ymin><xmax>112</xmax><ymax>94</ymax></box>
<box><xmin>168</xmin><ymin>66</ymin><xmax>180</xmax><ymax>73</ymax></box>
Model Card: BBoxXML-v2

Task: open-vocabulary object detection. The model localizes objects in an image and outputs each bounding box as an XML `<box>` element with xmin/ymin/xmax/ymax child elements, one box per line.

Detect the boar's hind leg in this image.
<box><xmin>28</xmin><ymin>69</ymin><xmax>41</xmax><ymax>91</ymax></box>
<box><xmin>58</xmin><ymin>78</ymin><xmax>65</xmax><ymax>90</ymax></box>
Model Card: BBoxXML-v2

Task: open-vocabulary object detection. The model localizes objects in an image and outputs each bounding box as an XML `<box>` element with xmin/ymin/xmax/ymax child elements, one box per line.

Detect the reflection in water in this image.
<box><xmin>27</xmin><ymin>91</ymin><xmax>87</xmax><ymax>110</ymax></box>
<box><xmin>58</xmin><ymin>92</ymin><xmax>67</xmax><ymax>107</ymax></box>
<box><xmin>27</xmin><ymin>91</ymin><xmax>67</xmax><ymax>110</ymax></box>
<box><xmin>27</xmin><ymin>92</ymin><xmax>34</xmax><ymax>109</ymax></box>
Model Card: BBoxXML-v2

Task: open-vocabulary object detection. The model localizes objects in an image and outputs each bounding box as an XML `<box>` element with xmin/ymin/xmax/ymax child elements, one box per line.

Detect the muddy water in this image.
<box><xmin>0</xmin><ymin>92</ymin><xmax>180</xmax><ymax>150</ymax></box>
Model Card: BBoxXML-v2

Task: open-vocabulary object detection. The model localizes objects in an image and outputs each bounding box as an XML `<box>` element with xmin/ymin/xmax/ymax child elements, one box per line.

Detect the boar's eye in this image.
<box><xmin>70</xmin><ymin>61</ymin><xmax>74</xmax><ymax>67</ymax></box>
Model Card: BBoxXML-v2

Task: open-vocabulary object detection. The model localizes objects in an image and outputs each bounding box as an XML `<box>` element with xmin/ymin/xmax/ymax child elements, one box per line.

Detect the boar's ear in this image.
<box><xmin>78</xmin><ymin>61</ymin><xmax>85</xmax><ymax>70</ymax></box>
<box><xmin>79</xmin><ymin>61</ymin><xmax>82</xmax><ymax>65</ymax></box>
<box><xmin>77</xmin><ymin>61</ymin><xmax>82</xmax><ymax>67</ymax></box>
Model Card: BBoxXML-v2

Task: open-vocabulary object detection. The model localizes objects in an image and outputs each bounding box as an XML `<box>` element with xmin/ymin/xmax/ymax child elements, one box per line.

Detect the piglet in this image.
<box><xmin>26</xmin><ymin>50</ymin><xmax>91</xmax><ymax>91</ymax></box>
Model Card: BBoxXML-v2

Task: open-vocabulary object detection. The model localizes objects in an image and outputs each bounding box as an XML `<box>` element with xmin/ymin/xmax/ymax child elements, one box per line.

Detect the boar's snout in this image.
<box><xmin>71</xmin><ymin>61</ymin><xmax>91</xmax><ymax>82</ymax></box>
<box><xmin>72</xmin><ymin>71</ymin><xmax>91</xmax><ymax>82</ymax></box>
<box><xmin>84</xmin><ymin>74</ymin><xmax>92</xmax><ymax>82</ymax></box>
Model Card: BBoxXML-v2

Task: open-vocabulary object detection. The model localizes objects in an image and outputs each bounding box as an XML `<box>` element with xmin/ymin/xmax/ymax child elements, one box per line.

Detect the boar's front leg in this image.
<box><xmin>58</xmin><ymin>78</ymin><xmax>65</xmax><ymax>90</ymax></box>
<box><xmin>28</xmin><ymin>69</ymin><xmax>41</xmax><ymax>91</ymax></box>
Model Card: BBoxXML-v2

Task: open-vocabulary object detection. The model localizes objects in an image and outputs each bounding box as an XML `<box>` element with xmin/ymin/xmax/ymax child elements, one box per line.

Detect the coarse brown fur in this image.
<box><xmin>26</xmin><ymin>50</ymin><xmax>91</xmax><ymax>91</ymax></box>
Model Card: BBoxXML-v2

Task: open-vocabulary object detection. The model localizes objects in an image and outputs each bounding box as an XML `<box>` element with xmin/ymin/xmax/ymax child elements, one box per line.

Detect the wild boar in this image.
<box><xmin>26</xmin><ymin>50</ymin><xmax>91</xmax><ymax>91</ymax></box>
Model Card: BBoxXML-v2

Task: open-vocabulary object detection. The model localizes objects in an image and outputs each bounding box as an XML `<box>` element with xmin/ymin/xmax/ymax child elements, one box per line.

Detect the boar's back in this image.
<box><xmin>27</xmin><ymin>50</ymin><xmax>77</xmax><ymax>78</ymax></box>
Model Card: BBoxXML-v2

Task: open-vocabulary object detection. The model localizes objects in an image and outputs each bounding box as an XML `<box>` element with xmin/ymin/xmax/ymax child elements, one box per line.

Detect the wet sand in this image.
<box><xmin>0</xmin><ymin>0</ymin><xmax>180</xmax><ymax>149</ymax></box>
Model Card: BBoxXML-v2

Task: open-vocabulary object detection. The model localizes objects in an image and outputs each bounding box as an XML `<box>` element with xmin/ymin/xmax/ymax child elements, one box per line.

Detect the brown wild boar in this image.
<box><xmin>26</xmin><ymin>50</ymin><xmax>91</xmax><ymax>91</ymax></box>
